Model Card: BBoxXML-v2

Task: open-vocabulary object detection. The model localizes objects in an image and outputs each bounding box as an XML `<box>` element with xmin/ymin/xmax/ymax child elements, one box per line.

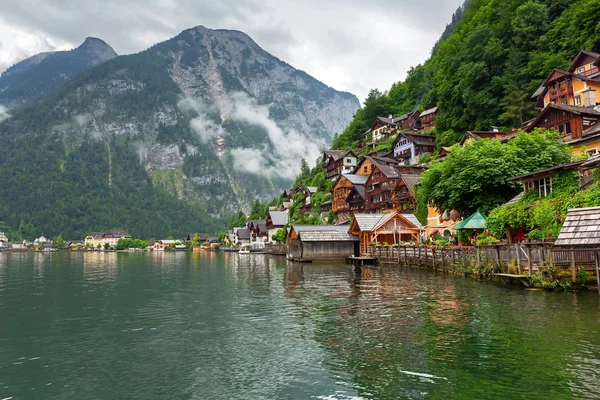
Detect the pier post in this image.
<box><xmin>515</xmin><ymin>244</ymin><xmax>521</xmax><ymax>275</ymax></box>
<box><xmin>451</xmin><ymin>248</ymin><xmax>455</xmax><ymax>271</ymax></box>
<box><xmin>570</xmin><ymin>250</ymin><xmax>576</xmax><ymax>282</ymax></box>
<box><xmin>432</xmin><ymin>247</ymin><xmax>436</xmax><ymax>270</ymax></box>
<box><xmin>527</xmin><ymin>245</ymin><xmax>532</xmax><ymax>276</ymax></box>
<box><xmin>595</xmin><ymin>251</ymin><xmax>600</xmax><ymax>294</ymax></box>
<box><xmin>404</xmin><ymin>246</ymin><xmax>407</xmax><ymax>265</ymax></box>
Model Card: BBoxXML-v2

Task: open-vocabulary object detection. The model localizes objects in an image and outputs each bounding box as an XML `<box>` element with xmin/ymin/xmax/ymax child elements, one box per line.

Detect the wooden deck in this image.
<box><xmin>347</xmin><ymin>256</ymin><xmax>378</xmax><ymax>268</ymax></box>
<box><xmin>494</xmin><ymin>273</ymin><xmax>531</xmax><ymax>287</ymax></box>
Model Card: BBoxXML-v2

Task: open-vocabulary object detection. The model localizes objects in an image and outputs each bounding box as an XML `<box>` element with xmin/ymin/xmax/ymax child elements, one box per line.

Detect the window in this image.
<box><xmin>345</xmin><ymin>158</ymin><xmax>352</xmax><ymax>164</ymax></box>
<box><xmin>574</xmin><ymin>95</ymin><xmax>582</xmax><ymax>106</ymax></box>
<box><xmin>363</xmin><ymin>166</ymin><xmax>367</xmax><ymax>173</ymax></box>
<box><xmin>577</xmin><ymin>66</ymin><xmax>585</xmax><ymax>74</ymax></box>
<box><xmin>586</xmin><ymin>149</ymin><xmax>598</xmax><ymax>157</ymax></box>
<box><xmin>539</xmin><ymin>177</ymin><xmax>552</xmax><ymax>197</ymax></box>
<box><xmin>558</xmin><ymin>122</ymin><xmax>571</xmax><ymax>134</ymax></box>
<box><xmin>561</xmin><ymin>100</ymin><xmax>568</xmax><ymax>105</ymax></box>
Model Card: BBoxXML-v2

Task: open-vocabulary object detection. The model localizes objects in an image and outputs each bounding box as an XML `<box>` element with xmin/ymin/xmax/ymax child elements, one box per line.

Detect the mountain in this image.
<box><xmin>0</xmin><ymin>26</ymin><xmax>359</xmax><ymax>239</ymax></box>
<box><xmin>0</xmin><ymin>37</ymin><xmax>118</xmax><ymax>108</ymax></box>
<box><xmin>333</xmin><ymin>0</ymin><xmax>600</xmax><ymax>150</ymax></box>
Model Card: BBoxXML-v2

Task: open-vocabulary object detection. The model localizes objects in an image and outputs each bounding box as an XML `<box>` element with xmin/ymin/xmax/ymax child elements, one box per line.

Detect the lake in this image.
<box><xmin>0</xmin><ymin>251</ymin><xmax>599</xmax><ymax>399</ymax></box>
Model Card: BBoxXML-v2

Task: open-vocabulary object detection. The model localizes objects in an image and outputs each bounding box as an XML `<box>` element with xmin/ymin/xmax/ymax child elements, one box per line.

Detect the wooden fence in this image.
<box><xmin>369</xmin><ymin>243</ymin><xmax>598</xmax><ymax>279</ymax></box>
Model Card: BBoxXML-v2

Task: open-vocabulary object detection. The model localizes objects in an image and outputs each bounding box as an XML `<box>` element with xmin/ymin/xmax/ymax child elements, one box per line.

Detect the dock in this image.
<box><xmin>347</xmin><ymin>256</ymin><xmax>378</xmax><ymax>269</ymax></box>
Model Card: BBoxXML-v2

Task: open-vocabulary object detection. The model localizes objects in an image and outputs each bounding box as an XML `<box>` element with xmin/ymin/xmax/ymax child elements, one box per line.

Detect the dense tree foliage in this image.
<box><xmin>0</xmin><ymin>135</ymin><xmax>225</xmax><ymax>240</ymax></box>
<box><xmin>418</xmin><ymin>129</ymin><xmax>571</xmax><ymax>216</ymax></box>
<box><xmin>333</xmin><ymin>0</ymin><xmax>600</xmax><ymax>150</ymax></box>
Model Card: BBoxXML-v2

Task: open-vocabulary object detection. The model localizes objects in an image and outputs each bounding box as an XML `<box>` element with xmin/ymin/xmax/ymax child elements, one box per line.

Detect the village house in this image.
<box><xmin>0</xmin><ymin>232</ymin><xmax>8</xmax><ymax>242</ymax></box>
<box><xmin>153</xmin><ymin>239</ymin><xmax>177</xmax><ymax>251</ymax></box>
<box><xmin>84</xmin><ymin>229</ymin><xmax>131</xmax><ymax>248</ymax></box>
<box><xmin>533</xmin><ymin>50</ymin><xmax>600</xmax><ymax>109</ymax></box>
<box><xmin>458</xmin><ymin>128</ymin><xmax>513</xmax><ymax>146</ymax></box>
<box><xmin>346</xmin><ymin>185</ymin><xmax>366</xmax><ymax>214</ymax></box>
<box><xmin>391</xmin><ymin>174</ymin><xmax>421</xmax><ymax>213</ymax></box>
<box><xmin>246</xmin><ymin>220</ymin><xmax>268</xmax><ymax>243</ymax></box>
<box><xmin>323</xmin><ymin>150</ymin><xmax>358</xmax><ymax>180</ymax></box>
<box><xmin>348</xmin><ymin>213</ymin><xmax>422</xmax><ymax>256</ymax></box>
<box><xmin>365</xmin><ymin>116</ymin><xmax>398</xmax><ymax>145</ymax></box>
<box><xmin>425</xmin><ymin>207</ymin><xmax>458</xmax><ymax>239</ymax></box>
<box><xmin>364</xmin><ymin>163</ymin><xmax>400</xmax><ymax>213</ymax></box>
<box><xmin>525</xmin><ymin>103</ymin><xmax>600</xmax><ymax>156</ymax></box>
<box><xmin>287</xmin><ymin>225</ymin><xmax>358</xmax><ymax>261</ymax></box>
<box><xmin>419</xmin><ymin>107</ymin><xmax>439</xmax><ymax>132</ymax></box>
<box><xmin>332</xmin><ymin>174</ymin><xmax>369</xmax><ymax>220</ymax></box>
<box><xmin>266</xmin><ymin>211</ymin><xmax>288</xmax><ymax>242</ymax></box>
<box><xmin>299</xmin><ymin>186</ymin><xmax>318</xmax><ymax>214</ymax></box>
<box><xmin>392</xmin><ymin>132</ymin><xmax>437</xmax><ymax>164</ymax></box>
<box><xmin>236</xmin><ymin>228</ymin><xmax>251</xmax><ymax>246</ymax></box>
<box><xmin>394</xmin><ymin>110</ymin><xmax>421</xmax><ymax>131</ymax></box>
<box><xmin>319</xmin><ymin>200</ymin><xmax>332</xmax><ymax>219</ymax></box>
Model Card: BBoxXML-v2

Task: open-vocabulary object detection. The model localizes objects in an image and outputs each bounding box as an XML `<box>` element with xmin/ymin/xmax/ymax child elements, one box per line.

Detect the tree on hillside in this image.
<box><xmin>419</xmin><ymin>129</ymin><xmax>571</xmax><ymax>216</ymax></box>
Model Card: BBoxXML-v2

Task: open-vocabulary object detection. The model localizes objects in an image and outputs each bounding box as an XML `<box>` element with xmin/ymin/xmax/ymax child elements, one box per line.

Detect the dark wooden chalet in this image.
<box><xmin>419</xmin><ymin>107</ymin><xmax>438</xmax><ymax>132</ymax></box>
<box><xmin>346</xmin><ymin>185</ymin><xmax>366</xmax><ymax>214</ymax></box>
<box><xmin>394</xmin><ymin>110</ymin><xmax>421</xmax><ymax>130</ymax></box>
<box><xmin>364</xmin><ymin>163</ymin><xmax>399</xmax><ymax>213</ymax></box>
<box><xmin>391</xmin><ymin>174</ymin><xmax>421</xmax><ymax>213</ymax></box>
<box><xmin>332</xmin><ymin>174</ymin><xmax>368</xmax><ymax>218</ymax></box>
<box><xmin>525</xmin><ymin>103</ymin><xmax>600</xmax><ymax>156</ymax></box>
<box><xmin>323</xmin><ymin>150</ymin><xmax>358</xmax><ymax>179</ymax></box>
<box><xmin>392</xmin><ymin>132</ymin><xmax>437</xmax><ymax>164</ymax></box>
<box><xmin>458</xmin><ymin>129</ymin><xmax>512</xmax><ymax>146</ymax></box>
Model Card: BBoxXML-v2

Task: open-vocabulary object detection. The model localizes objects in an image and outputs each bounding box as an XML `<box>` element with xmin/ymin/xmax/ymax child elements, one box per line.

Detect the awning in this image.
<box><xmin>453</xmin><ymin>211</ymin><xmax>487</xmax><ymax>230</ymax></box>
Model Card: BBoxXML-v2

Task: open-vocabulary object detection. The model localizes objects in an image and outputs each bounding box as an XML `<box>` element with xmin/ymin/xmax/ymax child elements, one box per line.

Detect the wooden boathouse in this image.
<box><xmin>287</xmin><ymin>225</ymin><xmax>359</xmax><ymax>262</ymax></box>
<box><xmin>349</xmin><ymin>213</ymin><xmax>422</xmax><ymax>255</ymax></box>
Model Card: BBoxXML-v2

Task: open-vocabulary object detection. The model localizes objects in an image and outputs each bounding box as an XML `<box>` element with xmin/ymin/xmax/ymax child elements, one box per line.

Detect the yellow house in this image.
<box><xmin>534</xmin><ymin>50</ymin><xmax>600</xmax><ymax>109</ymax></box>
<box><xmin>426</xmin><ymin>207</ymin><xmax>457</xmax><ymax>238</ymax></box>
<box><xmin>84</xmin><ymin>230</ymin><xmax>131</xmax><ymax>248</ymax></box>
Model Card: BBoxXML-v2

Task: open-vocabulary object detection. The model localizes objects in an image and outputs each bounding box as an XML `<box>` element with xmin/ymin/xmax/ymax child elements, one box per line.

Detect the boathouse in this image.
<box><xmin>287</xmin><ymin>225</ymin><xmax>358</xmax><ymax>262</ymax></box>
<box><xmin>349</xmin><ymin>213</ymin><xmax>422</xmax><ymax>255</ymax></box>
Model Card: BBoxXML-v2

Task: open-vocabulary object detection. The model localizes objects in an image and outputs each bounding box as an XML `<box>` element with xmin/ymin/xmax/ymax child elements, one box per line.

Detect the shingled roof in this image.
<box><xmin>268</xmin><ymin>211</ymin><xmax>288</xmax><ymax>227</ymax></box>
<box><xmin>299</xmin><ymin>231</ymin><xmax>359</xmax><ymax>242</ymax></box>
<box><xmin>555</xmin><ymin>207</ymin><xmax>600</xmax><ymax>247</ymax></box>
<box><xmin>399</xmin><ymin>174</ymin><xmax>421</xmax><ymax>195</ymax></box>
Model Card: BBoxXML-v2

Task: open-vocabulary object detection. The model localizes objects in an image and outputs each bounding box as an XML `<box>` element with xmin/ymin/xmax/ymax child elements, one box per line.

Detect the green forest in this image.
<box><xmin>333</xmin><ymin>0</ymin><xmax>600</xmax><ymax>150</ymax></box>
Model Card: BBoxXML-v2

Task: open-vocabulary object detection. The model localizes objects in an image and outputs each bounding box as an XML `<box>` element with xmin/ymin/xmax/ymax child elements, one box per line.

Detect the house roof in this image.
<box><xmin>526</xmin><ymin>103</ymin><xmax>600</xmax><ymax>132</ymax></box>
<box><xmin>394</xmin><ymin>132</ymin><xmax>437</xmax><ymax>147</ymax></box>
<box><xmin>378</xmin><ymin>164</ymin><xmax>399</xmax><ymax>179</ymax></box>
<box><xmin>324</xmin><ymin>150</ymin><xmax>356</xmax><ymax>161</ymax></box>
<box><xmin>453</xmin><ymin>211</ymin><xmax>487</xmax><ymax>230</ymax></box>
<box><xmin>351</xmin><ymin>213</ymin><xmax>423</xmax><ymax>233</ymax></box>
<box><xmin>298</xmin><ymin>231</ymin><xmax>359</xmax><ymax>242</ymax></box>
<box><xmin>268</xmin><ymin>211</ymin><xmax>288</xmax><ymax>226</ymax></box>
<box><xmin>103</xmin><ymin>229</ymin><xmax>130</xmax><ymax>238</ymax></box>
<box><xmin>86</xmin><ymin>232</ymin><xmax>103</xmax><ymax>238</ymax></box>
<box><xmin>306</xmin><ymin>186</ymin><xmax>318</xmax><ymax>193</ymax></box>
<box><xmin>282</xmin><ymin>201</ymin><xmax>293</xmax><ymax>209</ymax></box>
<box><xmin>420</xmin><ymin>106</ymin><xmax>438</xmax><ymax>117</ymax></box>
<box><xmin>236</xmin><ymin>229</ymin><xmax>251</xmax><ymax>240</ymax></box>
<box><xmin>341</xmin><ymin>174</ymin><xmax>369</xmax><ymax>186</ymax></box>
<box><xmin>393</xmin><ymin>110</ymin><xmax>419</xmax><ymax>123</ymax></box>
<box><xmin>256</xmin><ymin>222</ymin><xmax>267</xmax><ymax>232</ymax></box>
<box><xmin>567</xmin><ymin>50</ymin><xmax>600</xmax><ymax>73</ymax></box>
<box><xmin>507</xmin><ymin>161</ymin><xmax>585</xmax><ymax>181</ymax></box>
<box><xmin>291</xmin><ymin>224</ymin><xmax>349</xmax><ymax>233</ymax></box>
<box><xmin>399</xmin><ymin>174</ymin><xmax>421</xmax><ymax>195</ymax></box>
<box><xmin>555</xmin><ymin>206</ymin><xmax>600</xmax><ymax>247</ymax></box>
<box><xmin>346</xmin><ymin>185</ymin><xmax>365</xmax><ymax>201</ymax></box>
<box><xmin>159</xmin><ymin>240</ymin><xmax>178</xmax><ymax>244</ymax></box>
<box><xmin>503</xmin><ymin>191</ymin><xmax>525</xmax><ymax>206</ymax></box>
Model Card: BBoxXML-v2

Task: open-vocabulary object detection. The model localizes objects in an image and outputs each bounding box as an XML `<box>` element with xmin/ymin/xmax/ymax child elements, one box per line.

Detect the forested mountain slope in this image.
<box><xmin>0</xmin><ymin>26</ymin><xmax>359</xmax><ymax>239</ymax></box>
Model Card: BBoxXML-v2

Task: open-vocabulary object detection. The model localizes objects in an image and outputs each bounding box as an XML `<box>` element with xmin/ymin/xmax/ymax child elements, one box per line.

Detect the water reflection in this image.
<box><xmin>0</xmin><ymin>253</ymin><xmax>599</xmax><ymax>399</ymax></box>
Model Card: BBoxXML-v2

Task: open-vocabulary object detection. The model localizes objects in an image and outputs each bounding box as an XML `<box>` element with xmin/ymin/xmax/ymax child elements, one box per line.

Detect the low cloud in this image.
<box><xmin>227</xmin><ymin>92</ymin><xmax>324</xmax><ymax>180</ymax></box>
<box><xmin>0</xmin><ymin>105</ymin><xmax>11</xmax><ymax>123</ymax></box>
<box><xmin>178</xmin><ymin>97</ymin><xmax>224</xmax><ymax>143</ymax></box>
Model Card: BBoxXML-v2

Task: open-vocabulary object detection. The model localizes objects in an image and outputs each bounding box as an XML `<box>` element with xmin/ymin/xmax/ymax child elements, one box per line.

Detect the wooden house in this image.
<box><xmin>348</xmin><ymin>213</ymin><xmax>422</xmax><ymax>255</ymax></box>
<box><xmin>287</xmin><ymin>225</ymin><xmax>358</xmax><ymax>261</ymax></box>
<box><xmin>392</xmin><ymin>133</ymin><xmax>436</xmax><ymax>164</ymax></box>
<box><xmin>332</xmin><ymin>174</ymin><xmax>368</xmax><ymax>218</ymax></box>
<box><xmin>364</xmin><ymin>164</ymin><xmax>399</xmax><ymax>213</ymax></box>
<box><xmin>419</xmin><ymin>107</ymin><xmax>439</xmax><ymax>131</ymax></box>
<box><xmin>525</xmin><ymin>103</ymin><xmax>600</xmax><ymax>156</ymax></box>
<box><xmin>266</xmin><ymin>211</ymin><xmax>288</xmax><ymax>242</ymax></box>
<box><xmin>247</xmin><ymin>220</ymin><xmax>268</xmax><ymax>243</ymax></box>
<box><xmin>346</xmin><ymin>185</ymin><xmax>366</xmax><ymax>214</ymax></box>
<box><xmin>458</xmin><ymin>129</ymin><xmax>512</xmax><ymax>146</ymax></box>
<box><xmin>319</xmin><ymin>200</ymin><xmax>332</xmax><ymax>219</ymax></box>
<box><xmin>299</xmin><ymin>187</ymin><xmax>318</xmax><ymax>213</ymax></box>
<box><xmin>354</xmin><ymin>155</ymin><xmax>397</xmax><ymax>177</ymax></box>
<box><xmin>323</xmin><ymin>150</ymin><xmax>358</xmax><ymax>180</ymax></box>
<box><xmin>533</xmin><ymin>50</ymin><xmax>600</xmax><ymax>109</ymax></box>
<box><xmin>365</xmin><ymin>116</ymin><xmax>398</xmax><ymax>145</ymax></box>
<box><xmin>391</xmin><ymin>174</ymin><xmax>421</xmax><ymax>213</ymax></box>
<box><xmin>394</xmin><ymin>110</ymin><xmax>421</xmax><ymax>130</ymax></box>
<box><xmin>236</xmin><ymin>228</ymin><xmax>251</xmax><ymax>245</ymax></box>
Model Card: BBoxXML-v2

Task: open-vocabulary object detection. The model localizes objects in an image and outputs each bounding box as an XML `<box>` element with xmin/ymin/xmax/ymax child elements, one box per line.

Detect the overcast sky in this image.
<box><xmin>0</xmin><ymin>0</ymin><xmax>462</xmax><ymax>101</ymax></box>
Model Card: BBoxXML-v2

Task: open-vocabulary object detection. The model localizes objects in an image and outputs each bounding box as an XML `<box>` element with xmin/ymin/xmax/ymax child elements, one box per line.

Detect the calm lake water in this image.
<box><xmin>0</xmin><ymin>252</ymin><xmax>599</xmax><ymax>399</ymax></box>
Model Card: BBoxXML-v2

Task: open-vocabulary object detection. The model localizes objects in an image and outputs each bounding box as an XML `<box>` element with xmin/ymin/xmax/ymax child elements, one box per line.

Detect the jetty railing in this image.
<box><xmin>368</xmin><ymin>243</ymin><xmax>598</xmax><ymax>280</ymax></box>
